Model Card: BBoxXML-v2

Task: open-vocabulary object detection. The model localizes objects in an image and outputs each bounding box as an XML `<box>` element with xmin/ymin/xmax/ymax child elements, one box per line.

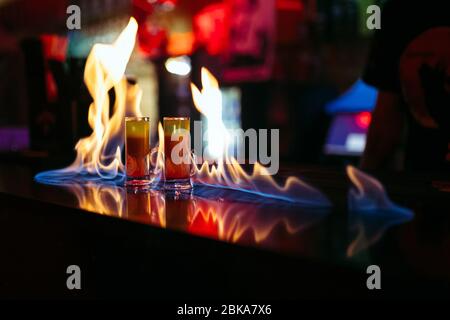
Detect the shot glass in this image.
<box><xmin>163</xmin><ymin>117</ymin><xmax>194</xmax><ymax>191</ymax></box>
<box><xmin>125</xmin><ymin>117</ymin><xmax>151</xmax><ymax>188</ymax></box>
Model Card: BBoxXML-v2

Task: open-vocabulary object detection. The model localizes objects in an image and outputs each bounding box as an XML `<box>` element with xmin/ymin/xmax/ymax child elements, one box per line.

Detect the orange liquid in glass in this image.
<box><xmin>125</xmin><ymin>119</ymin><xmax>150</xmax><ymax>178</ymax></box>
<box><xmin>164</xmin><ymin>135</ymin><xmax>191</xmax><ymax>180</ymax></box>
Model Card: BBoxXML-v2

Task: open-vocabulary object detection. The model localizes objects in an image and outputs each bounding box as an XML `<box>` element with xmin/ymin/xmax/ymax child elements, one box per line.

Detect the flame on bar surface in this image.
<box><xmin>346</xmin><ymin>165</ymin><xmax>413</xmax><ymax>257</ymax></box>
<box><xmin>36</xmin><ymin>18</ymin><xmax>140</xmax><ymax>183</ymax></box>
<box><xmin>190</xmin><ymin>68</ymin><xmax>330</xmax><ymax>206</ymax></box>
<box><xmin>347</xmin><ymin>165</ymin><xmax>413</xmax><ymax>215</ymax></box>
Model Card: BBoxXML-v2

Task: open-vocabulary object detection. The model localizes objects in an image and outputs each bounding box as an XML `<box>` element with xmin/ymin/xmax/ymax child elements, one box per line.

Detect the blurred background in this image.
<box><xmin>0</xmin><ymin>0</ymin><xmax>384</xmax><ymax>169</ymax></box>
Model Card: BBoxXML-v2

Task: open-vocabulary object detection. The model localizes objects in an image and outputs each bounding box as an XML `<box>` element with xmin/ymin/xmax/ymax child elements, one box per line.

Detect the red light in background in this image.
<box><xmin>193</xmin><ymin>3</ymin><xmax>228</xmax><ymax>55</ymax></box>
<box><xmin>40</xmin><ymin>35</ymin><xmax>68</xmax><ymax>102</ymax></box>
<box><xmin>41</xmin><ymin>34</ymin><xmax>68</xmax><ymax>62</ymax></box>
<box><xmin>277</xmin><ymin>0</ymin><xmax>304</xmax><ymax>11</ymax></box>
<box><xmin>356</xmin><ymin>111</ymin><xmax>372</xmax><ymax>129</ymax></box>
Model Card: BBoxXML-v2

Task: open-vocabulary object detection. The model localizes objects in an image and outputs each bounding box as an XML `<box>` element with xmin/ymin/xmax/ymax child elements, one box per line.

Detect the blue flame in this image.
<box><xmin>35</xmin><ymin>169</ymin><xmax>126</xmax><ymax>187</ymax></box>
<box><xmin>35</xmin><ymin>169</ymin><xmax>331</xmax><ymax>207</ymax></box>
<box><xmin>194</xmin><ymin>182</ymin><xmax>330</xmax><ymax>207</ymax></box>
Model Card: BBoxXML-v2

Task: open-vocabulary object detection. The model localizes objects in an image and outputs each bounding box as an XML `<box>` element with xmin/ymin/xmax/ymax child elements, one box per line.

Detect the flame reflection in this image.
<box><xmin>59</xmin><ymin>182</ymin><xmax>328</xmax><ymax>253</ymax></box>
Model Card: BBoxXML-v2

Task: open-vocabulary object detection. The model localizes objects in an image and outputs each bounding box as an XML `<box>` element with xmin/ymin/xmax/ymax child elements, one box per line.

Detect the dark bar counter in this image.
<box><xmin>0</xmin><ymin>163</ymin><xmax>449</xmax><ymax>299</ymax></box>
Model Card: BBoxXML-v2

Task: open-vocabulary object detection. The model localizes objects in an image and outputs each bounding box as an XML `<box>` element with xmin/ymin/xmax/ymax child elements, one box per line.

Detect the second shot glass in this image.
<box><xmin>163</xmin><ymin>117</ymin><xmax>194</xmax><ymax>191</ymax></box>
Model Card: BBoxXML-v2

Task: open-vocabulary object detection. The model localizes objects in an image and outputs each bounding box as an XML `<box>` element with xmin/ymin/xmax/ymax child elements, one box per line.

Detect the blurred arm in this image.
<box><xmin>361</xmin><ymin>91</ymin><xmax>405</xmax><ymax>170</ymax></box>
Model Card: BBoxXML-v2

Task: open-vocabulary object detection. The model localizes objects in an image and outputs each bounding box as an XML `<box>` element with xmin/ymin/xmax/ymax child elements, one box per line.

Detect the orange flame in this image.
<box><xmin>190</xmin><ymin>68</ymin><xmax>330</xmax><ymax>206</ymax></box>
<box><xmin>151</xmin><ymin>123</ymin><xmax>166</xmax><ymax>182</ymax></box>
<box><xmin>59</xmin><ymin>18</ymin><xmax>140</xmax><ymax>179</ymax></box>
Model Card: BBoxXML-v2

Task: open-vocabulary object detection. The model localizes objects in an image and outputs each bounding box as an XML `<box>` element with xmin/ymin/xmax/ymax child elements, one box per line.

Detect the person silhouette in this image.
<box><xmin>361</xmin><ymin>0</ymin><xmax>450</xmax><ymax>171</ymax></box>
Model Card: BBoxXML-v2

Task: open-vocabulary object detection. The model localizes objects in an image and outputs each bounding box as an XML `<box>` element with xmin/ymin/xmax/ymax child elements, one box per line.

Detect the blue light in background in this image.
<box><xmin>325</xmin><ymin>79</ymin><xmax>378</xmax><ymax>114</ymax></box>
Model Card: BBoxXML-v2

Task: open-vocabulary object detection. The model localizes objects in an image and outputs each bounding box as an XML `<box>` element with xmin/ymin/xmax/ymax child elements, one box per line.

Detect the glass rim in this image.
<box><xmin>125</xmin><ymin>116</ymin><xmax>150</xmax><ymax>121</ymax></box>
<box><xmin>163</xmin><ymin>117</ymin><xmax>190</xmax><ymax>121</ymax></box>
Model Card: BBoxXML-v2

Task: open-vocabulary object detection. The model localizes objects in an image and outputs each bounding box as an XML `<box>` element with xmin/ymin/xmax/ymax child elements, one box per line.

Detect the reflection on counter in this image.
<box><xmin>55</xmin><ymin>179</ymin><xmax>415</xmax><ymax>258</ymax></box>
<box><xmin>347</xmin><ymin>209</ymin><xmax>414</xmax><ymax>258</ymax></box>
<box><xmin>62</xmin><ymin>182</ymin><xmax>329</xmax><ymax>255</ymax></box>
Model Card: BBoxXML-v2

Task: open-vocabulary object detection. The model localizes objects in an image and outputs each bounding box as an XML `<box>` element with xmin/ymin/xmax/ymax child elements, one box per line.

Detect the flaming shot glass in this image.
<box><xmin>125</xmin><ymin>117</ymin><xmax>151</xmax><ymax>189</ymax></box>
<box><xmin>163</xmin><ymin>117</ymin><xmax>194</xmax><ymax>191</ymax></box>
